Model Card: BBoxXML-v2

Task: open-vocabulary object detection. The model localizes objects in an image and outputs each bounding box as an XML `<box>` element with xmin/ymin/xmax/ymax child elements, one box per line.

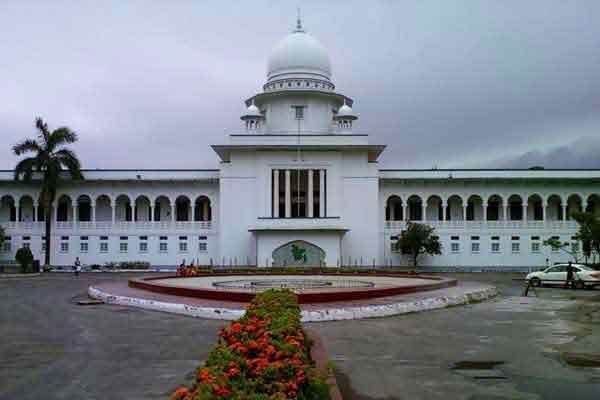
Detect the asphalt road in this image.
<box><xmin>1</xmin><ymin>273</ymin><xmax>599</xmax><ymax>400</ymax></box>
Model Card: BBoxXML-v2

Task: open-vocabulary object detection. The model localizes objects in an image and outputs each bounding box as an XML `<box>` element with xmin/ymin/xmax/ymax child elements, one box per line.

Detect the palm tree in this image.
<box><xmin>13</xmin><ymin>117</ymin><xmax>83</xmax><ymax>266</ymax></box>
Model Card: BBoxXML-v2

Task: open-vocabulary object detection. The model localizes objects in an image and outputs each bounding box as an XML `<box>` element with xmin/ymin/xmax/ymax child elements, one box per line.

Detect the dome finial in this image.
<box><xmin>294</xmin><ymin>7</ymin><xmax>304</xmax><ymax>32</ymax></box>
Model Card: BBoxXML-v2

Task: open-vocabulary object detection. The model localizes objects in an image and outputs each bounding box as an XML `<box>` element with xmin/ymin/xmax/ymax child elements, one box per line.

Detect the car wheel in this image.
<box><xmin>530</xmin><ymin>277</ymin><xmax>541</xmax><ymax>287</ymax></box>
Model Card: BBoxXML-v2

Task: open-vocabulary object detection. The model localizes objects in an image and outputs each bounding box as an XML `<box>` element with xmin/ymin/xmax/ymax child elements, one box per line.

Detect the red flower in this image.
<box><xmin>230</xmin><ymin>322</ymin><xmax>242</xmax><ymax>334</ymax></box>
<box><xmin>198</xmin><ymin>368</ymin><xmax>215</xmax><ymax>383</ymax></box>
<box><xmin>212</xmin><ymin>384</ymin><xmax>232</xmax><ymax>397</ymax></box>
<box><xmin>170</xmin><ymin>387</ymin><xmax>190</xmax><ymax>400</ymax></box>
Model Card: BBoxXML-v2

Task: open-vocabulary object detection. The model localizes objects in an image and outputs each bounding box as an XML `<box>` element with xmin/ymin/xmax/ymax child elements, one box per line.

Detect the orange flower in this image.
<box><xmin>170</xmin><ymin>387</ymin><xmax>190</xmax><ymax>400</ymax></box>
<box><xmin>212</xmin><ymin>384</ymin><xmax>232</xmax><ymax>397</ymax></box>
<box><xmin>198</xmin><ymin>368</ymin><xmax>215</xmax><ymax>383</ymax></box>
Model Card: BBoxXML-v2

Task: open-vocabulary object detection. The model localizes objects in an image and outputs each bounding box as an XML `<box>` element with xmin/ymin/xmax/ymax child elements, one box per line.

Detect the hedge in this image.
<box><xmin>170</xmin><ymin>289</ymin><xmax>330</xmax><ymax>400</ymax></box>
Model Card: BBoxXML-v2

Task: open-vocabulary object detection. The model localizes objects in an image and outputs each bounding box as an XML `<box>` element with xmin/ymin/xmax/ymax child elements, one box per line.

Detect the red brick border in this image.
<box><xmin>128</xmin><ymin>272</ymin><xmax>457</xmax><ymax>304</ymax></box>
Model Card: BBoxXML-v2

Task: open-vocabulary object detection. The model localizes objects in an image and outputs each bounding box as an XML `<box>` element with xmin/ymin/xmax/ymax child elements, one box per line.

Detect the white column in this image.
<box><xmin>319</xmin><ymin>169</ymin><xmax>325</xmax><ymax>218</ymax></box>
<box><xmin>483</xmin><ymin>204</ymin><xmax>488</xmax><ymax>221</ymax></box>
<box><xmin>542</xmin><ymin>203</ymin><xmax>547</xmax><ymax>221</ymax></box>
<box><xmin>522</xmin><ymin>204</ymin><xmax>528</xmax><ymax>222</ymax></box>
<box><xmin>171</xmin><ymin>204</ymin><xmax>176</xmax><ymax>222</ymax></box>
<box><xmin>72</xmin><ymin>205</ymin><xmax>77</xmax><ymax>222</ymax></box>
<box><xmin>404</xmin><ymin>204</ymin><xmax>409</xmax><ymax>221</ymax></box>
<box><xmin>285</xmin><ymin>170</ymin><xmax>291</xmax><ymax>218</ymax></box>
<box><xmin>91</xmin><ymin>206</ymin><xmax>96</xmax><ymax>222</ymax></box>
<box><xmin>307</xmin><ymin>169</ymin><xmax>314</xmax><ymax>218</ymax></box>
<box><xmin>273</xmin><ymin>169</ymin><xmax>280</xmax><ymax>217</ymax></box>
<box><xmin>191</xmin><ymin>203</ymin><xmax>196</xmax><ymax>222</ymax></box>
<box><xmin>150</xmin><ymin>205</ymin><xmax>155</xmax><ymax>222</ymax></box>
<box><xmin>562</xmin><ymin>204</ymin><xmax>567</xmax><ymax>221</ymax></box>
<box><xmin>503</xmin><ymin>204</ymin><xmax>508</xmax><ymax>221</ymax></box>
<box><xmin>421</xmin><ymin>204</ymin><xmax>426</xmax><ymax>221</ymax></box>
<box><xmin>442</xmin><ymin>202</ymin><xmax>448</xmax><ymax>221</ymax></box>
<box><xmin>463</xmin><ymin>205</ymin><xmax>468</xmax><ymax>221</ymax></box>
<box><xmin>111</xmin><ymin>205</ymin><xmax>116</xmax><ymax>223</ymax></box>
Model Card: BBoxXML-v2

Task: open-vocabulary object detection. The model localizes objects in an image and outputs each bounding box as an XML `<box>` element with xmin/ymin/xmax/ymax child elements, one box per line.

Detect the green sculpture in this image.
<box><xmin>291</xmin><ymin>243</ymin><xmax>307</xmax><ymax>263</ymax></box>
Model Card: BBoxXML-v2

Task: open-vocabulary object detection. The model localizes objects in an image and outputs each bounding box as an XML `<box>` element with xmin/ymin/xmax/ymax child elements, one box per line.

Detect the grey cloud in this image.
<box><xmin>1</xmin><ymin>1</ymin><xmax>600</xmax><ymax>170</ymax></box>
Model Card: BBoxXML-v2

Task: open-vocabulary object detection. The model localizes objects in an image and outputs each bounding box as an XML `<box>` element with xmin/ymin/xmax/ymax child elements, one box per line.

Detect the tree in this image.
<box><xmin>13</xmin><ymin>118</ymin><xmax>83</xmax><ymax>266</ymax></box>
<box><xmin>571</xmin><ymin>211</ymin><xmax>600</xmax><ymax>263</ymax></box>
<box><xmin>396</xmin><ymin>222</ymin><xmax>442</xmax><ymax>267</ymax></box>
<box><xmin>542</xmin><ymin>237</ymin><xmax>579</xmax><ymax>263</ymax></box>
<box><xmin>15</xmin><ymin>246</ymin><xmax>34</xmax><ymax>273</ymax></box>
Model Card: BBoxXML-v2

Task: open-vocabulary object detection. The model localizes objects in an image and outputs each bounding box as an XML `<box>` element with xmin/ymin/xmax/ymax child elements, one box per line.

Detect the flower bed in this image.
<box><xmin>171</xmin><ymin>289</ymin><xmax>331</xmax><ymax>400</ymax></box>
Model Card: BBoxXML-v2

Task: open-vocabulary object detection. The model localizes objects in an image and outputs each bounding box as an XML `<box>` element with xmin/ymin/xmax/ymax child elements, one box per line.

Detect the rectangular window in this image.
<box><xmin>512</xmin><ymin>242</ymin><xmax>520</xmax><ymax>253</ymax></box>
<box><xmin>100</xmin><ymin>242</ymin><xmax>108</xmax><ymax>253</ymax></box>
<box><xmin>61</xmin><ymin>236</ymin><xmax>69</xmax><ymax>241</ymax></box>
<box><xmin>80</xmin><ymin>242</ymin><xmax>88</xmax><ymax>253</ymax></box>
<box><xmin>2</xmin><ymin>242</ymin><xmax>11</xmax><ymax>252</ymax></box>
<box><xmin>120</xmin><ymin>242</ymin><xmax>128</xmax><ymax>253</ymax></box>
<box><xmin>159</xmin><ymin>236</ymin><xmax>168</xmax><ymax>241</ymax></box>
<box><xmin>139</xmin><ymin>236</ymin><xmax>148</xmax><ymax>241</ymax></box>
<box><xmin>491</xmin><ymin>236</ymin><xmax>500</xmax><ymax>241</ymax></box>
<box><xmin>511</xmin><ymin>236</ymin><xmax>520</xmax><ymax>241</ymax></box>
<box><xmin>451</xmin><ymin>236</ymin><xmax>460</xmax><ymax>241</ymax></box>
<box><xmin>198</xmin><ymin>236</ymin><xmax>207</xmax><ymax>240</ymax></box>
<box><xmin>531</xmin><ymin>236</ymin><xmax>540</xmax><ymax>241</ymax></box>
<box><xmin>159</xmin><ymin>242</ymin><xmax>168</xmax><ymax>253</ymax></box>
<box><xmin>119</xmin><ymin>236</ymin><xmax>128</xmax><ymax>241</ymax></box>
<box><xmin>179</xmin><ymin>236</ymin><xmax>188</xmax><ymax>241</ymax></box>
<box><xmin>491</xmin><ymin>242</ymin><xmax>500</xmax><ymax>253</ymax></box>
<box><xmin>571</xmin><ymin>242</ymin><xmax>579</xmax><ymax>253</ymax></box>
<box><xmin>41</xmin><ymin>241</ymin><xmax>46</xmax><ymax>252</ymax></box>
<box><xmin>60</xmin><ymin>242</ymin><xmax>69</xmax><ymax>253</ymax></box>
<box><xmin>198</xmin><ymin>242</ymin><xmax>207</xmax><ymax>252</ymax></box>
<box><xmin>293</xmin><ymin>105</ymin><xmax>305</xmax><ymax>119</ymax></box>
<box><xmin>139</xmin><ymin>242</ymin><xmax>148</xmax><ymax>253</ymax></box>
<box><xmin>80</xmin><ymin>236</ymin><xmax>88</xmax><ymax>241</ymax></box>
<box><xmin>470</xmin><ymin>236</ymin><xmax>480</xmax><ymax>241</ymax></box>
<box><xmin>531</xmin><ymin>242</ymin><xmax>541</xmax><ymax>253</ymax></box>
<box><xmin>22</xmin><ymin>236</ymin><xmax>31</xmax><ymax>241</ymax></box>
<box><xmin>100</xmin><ymin>236</ymin><xmax>109</xmax><ymax>241</ymax></box>
<box><xmin>451</xmin><ymin>243</ymin><xmax>460</xmax><ymax>253</ymax></box>
<box><xmin>23</xmin><ymin>242</ymin><xmax>31</xmax><ymax>250</ymax></box>
<box><xmin>471</xmin><ymin>242</ymin><xmax>480</xmax><ymax>253</ymax></box>
<box><xmin>179</xmin><ymin>242</ymin><xmax>188</xmax><ymax>253</ymax></box>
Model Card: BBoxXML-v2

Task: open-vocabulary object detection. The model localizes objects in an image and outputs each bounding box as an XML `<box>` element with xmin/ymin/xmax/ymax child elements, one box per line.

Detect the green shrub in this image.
<box><xmin>170</xmin><ymin>289</ymin><xmax>330</xmax><ymax>400</ymax></box>
<box><xmin>15</xmin><ymin>247</ymin><xmax>34</xmax><ymax>273</ymax></box>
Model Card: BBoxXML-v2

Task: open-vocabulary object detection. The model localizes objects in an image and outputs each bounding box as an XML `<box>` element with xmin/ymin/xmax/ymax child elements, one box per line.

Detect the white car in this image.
<box><xmin>526</xmin><ymin>263</ymin><xmax>600</xmax><ymax>289</ymax></box>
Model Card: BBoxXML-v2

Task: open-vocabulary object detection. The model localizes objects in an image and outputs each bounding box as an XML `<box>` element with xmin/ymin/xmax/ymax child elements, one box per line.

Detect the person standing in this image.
<box><xmin>566</xmin><ymin>261</ymin><xmax>575</xmax><ymax>289</ymax></box>
<box><xmin>74</xmin><ymin>257</ymin><xmax>81</xmax><ymax>277</ymax></box>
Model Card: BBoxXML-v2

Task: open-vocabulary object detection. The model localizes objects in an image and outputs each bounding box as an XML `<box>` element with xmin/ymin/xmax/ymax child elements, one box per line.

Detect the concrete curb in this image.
<box><xmin>88</xmin><ymin>284</ymin><xmax>498</xmax><ymax>322</ymax></box>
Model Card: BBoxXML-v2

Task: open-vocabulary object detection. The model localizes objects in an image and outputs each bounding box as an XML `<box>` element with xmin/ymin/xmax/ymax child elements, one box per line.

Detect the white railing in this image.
<box><xmin>2</xmin><ymin>221</ymin><xmax>213</xmax><ymax>232</ymax></box>
<box><xmin>384</xmin><ymin>220</ymin><xmax>579</xmax><ymax>231</ymax></box>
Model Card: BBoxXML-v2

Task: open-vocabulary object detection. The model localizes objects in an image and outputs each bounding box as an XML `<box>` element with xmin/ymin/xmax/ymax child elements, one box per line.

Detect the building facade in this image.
<box><xmin>1</xmin><ymin>20</ymin><xmax>599</xmax><ymax>269</ymax></box>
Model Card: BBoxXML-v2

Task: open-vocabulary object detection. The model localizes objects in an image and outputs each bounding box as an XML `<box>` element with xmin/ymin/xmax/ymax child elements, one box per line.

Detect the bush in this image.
<box><xmin>15</xmin><ymin>247</ymin><xmax>34</xmax><ymax>273</ymax></box>
<box><xmin>171</xmin><ymin>289</ymin><xmax>330</xmax><ymax>400</ymax></box>
<box><xmin>104</xmin><ymin>261</ymin><xmax>150</xmax><ymax>270</ymax></box>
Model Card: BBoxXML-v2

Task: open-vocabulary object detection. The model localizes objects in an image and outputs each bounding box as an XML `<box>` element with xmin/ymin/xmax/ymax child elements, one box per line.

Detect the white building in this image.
<box><xmin>2</xmin><ymin>19</ymin><xmax>600</xmax><ymax>270</ymax></box>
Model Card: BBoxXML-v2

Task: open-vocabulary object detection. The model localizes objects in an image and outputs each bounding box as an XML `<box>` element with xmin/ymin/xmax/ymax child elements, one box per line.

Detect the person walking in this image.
<box><xmin>566</xmin><ymin>261</ymin><xmax>575</xmax><ymax>289</ymax></box>
<box><xmin>74</xmin><ymin>257</ymin><xmax>81</xmax><ymax>277</ymax></box>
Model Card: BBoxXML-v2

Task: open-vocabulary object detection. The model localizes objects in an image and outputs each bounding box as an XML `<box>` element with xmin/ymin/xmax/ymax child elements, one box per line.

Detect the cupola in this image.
<box><xmin>333</xmin><ymin>101</ymin><xmax>358</xmax><ymax>131</ymax></box>
<box><xmin>240</xmin><ymin>102</ymin><xmax>264</xmax><ymax>131</ymax></box>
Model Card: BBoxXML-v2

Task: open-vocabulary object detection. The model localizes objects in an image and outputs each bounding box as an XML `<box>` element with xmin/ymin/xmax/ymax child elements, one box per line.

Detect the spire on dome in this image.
<box><xmin>294</xmin><ymin>7</ymin><xmax>305</xmax><ymax>32</ymax></box>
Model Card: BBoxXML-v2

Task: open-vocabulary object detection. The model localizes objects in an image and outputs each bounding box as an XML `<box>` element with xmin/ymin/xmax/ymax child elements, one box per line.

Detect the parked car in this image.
<box><xmin>526</xmin><ymin>263</ymin><xmax>600</xmax><ymax>289</ymax></box>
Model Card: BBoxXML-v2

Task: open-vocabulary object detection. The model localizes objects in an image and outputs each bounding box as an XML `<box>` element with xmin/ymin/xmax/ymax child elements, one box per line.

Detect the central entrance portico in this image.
<box><xmin>249</xmin><ymin>225</ymin><xmax>348</xmax><ymax>267</ymax></box>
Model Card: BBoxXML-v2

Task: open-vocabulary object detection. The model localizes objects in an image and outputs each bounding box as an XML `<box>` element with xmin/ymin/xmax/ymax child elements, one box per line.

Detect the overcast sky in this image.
<box><xmin>2</xmin><ymin>0</ymin><xmax>599</xmax><ymax>170</ymax></box>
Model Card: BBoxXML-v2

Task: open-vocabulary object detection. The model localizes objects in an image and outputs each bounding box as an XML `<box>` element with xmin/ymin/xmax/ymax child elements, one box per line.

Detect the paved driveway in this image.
<box><xmin>1</xmin><ymin>273</ymin><xmax>599</xmax><ymax>400</ymax></box>
<box><xmin>311</xmin><ymin>273</ymin><xmax>600</xmax><ymax>400</ymax></box>
<box><xmin>0</xmin><ymin>273</ymin><xmax>223</xmax><ymax>400</ymax></box>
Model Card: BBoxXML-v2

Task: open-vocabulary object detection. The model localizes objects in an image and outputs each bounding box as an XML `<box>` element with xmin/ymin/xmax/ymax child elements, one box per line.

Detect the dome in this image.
<box><xmin>267</xmin><ymin>21</ymin><xmax>331</xmax><ymax>83</ymax></box>
<box><xmin>240</xmin><ymin>103</ymin><xmax>263</xmax><ymax>120</ymax></box>
<box><xmin>335</xmin><ymin>103</ymin><xmax>357</xmax><ymax>120</ymax></box>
